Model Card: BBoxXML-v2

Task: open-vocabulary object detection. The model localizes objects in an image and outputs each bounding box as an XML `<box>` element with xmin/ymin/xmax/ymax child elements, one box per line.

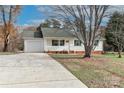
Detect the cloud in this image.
<box><xmin>33</xmin><ymin>5</ymin><xmax>124</xmax><ymax>25</ymax></box>
<box><xmin>25</xmin><ymin>19</ymin><xmax>46</xmax><ymax>26</ymax></box>
<box><xmin>106</xmin><ymin>5</ymin><xmax>124</xmax><ymax>15</ymax></box>
<box><xmin>29</xmin><ymin>19</ymin><xmax>44</xmax><ymax>24</ymax></box>
<box><xmin>23</xmin><ymin>24</ymin><xmax>32</xmax><ymax>27</ymax></box>
<box><xmin>37</xmin><ymin>6</ymin><xmax>52</xmax><ymax>14</ymax></box>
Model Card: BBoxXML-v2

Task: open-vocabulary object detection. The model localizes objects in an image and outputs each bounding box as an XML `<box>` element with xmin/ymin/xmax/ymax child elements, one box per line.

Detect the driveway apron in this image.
<box><xmin>0</xmin><ymin>53</ymin><xmax>87</xmax><ymax>88</ymax></box>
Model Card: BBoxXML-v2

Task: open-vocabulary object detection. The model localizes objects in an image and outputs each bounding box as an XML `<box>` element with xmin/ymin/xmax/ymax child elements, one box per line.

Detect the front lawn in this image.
<box><xmin>49</xmin><ymin>53</ymin><xmax>124</xmax><ymax>88</ymax></box>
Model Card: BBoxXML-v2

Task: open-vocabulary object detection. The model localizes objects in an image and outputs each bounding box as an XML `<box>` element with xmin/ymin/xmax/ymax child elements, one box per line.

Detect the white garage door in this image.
<box><xmin>24</xmin><ymin>39</ymin><xmax>44</xmax><ymax>53</ymax></box>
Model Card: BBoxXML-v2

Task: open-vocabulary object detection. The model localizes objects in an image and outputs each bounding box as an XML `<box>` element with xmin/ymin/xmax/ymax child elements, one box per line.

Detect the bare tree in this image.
<box><xmin>49</xmin><ymin>5</ymin><xmax>109</xmax><ymax>58</ymax></box>
<box><xmin>0</xmin><ymin>5</ymin><xmax>21</xmax><ymax>52</ymax></box>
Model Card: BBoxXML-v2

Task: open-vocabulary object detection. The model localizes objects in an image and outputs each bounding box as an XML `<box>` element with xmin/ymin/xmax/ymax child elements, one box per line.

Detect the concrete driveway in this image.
<box><xmin>0</xmin><ymin>53</ymin><xmax>87</xmax><ymax>88</ymax></box>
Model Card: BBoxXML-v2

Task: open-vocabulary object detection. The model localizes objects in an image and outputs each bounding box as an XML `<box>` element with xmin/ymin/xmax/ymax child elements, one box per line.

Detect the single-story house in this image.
<box><xmin>22</xmin><ymin>27</ymin><xmax>104</xmax><ymax>53</ymax></box>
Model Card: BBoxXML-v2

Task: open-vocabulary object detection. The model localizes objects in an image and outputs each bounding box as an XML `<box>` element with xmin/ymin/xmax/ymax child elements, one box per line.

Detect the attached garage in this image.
<box><xmin>24</xmin><ymin>38</ymin><xmax>44</xmax><ymax>53</ymax></box>
<box><xmin>22</xmin><ymin>28</ymin><xmax>44</xmax><ymax>53</ymax></box>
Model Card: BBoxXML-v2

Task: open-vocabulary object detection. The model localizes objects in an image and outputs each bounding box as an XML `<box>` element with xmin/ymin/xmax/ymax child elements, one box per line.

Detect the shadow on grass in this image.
<box><xmin>49</xmin><ymin>54</ymin><xmax>84</xmax><ymax>59</ymax></box>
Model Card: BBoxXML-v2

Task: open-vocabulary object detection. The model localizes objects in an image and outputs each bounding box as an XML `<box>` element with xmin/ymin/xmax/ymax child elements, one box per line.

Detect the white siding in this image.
<box><xmin>44</xmin><ymin>37</ymin><xmax>104</xmax><ymax>52</ymax></box>
<box><xmin>69</xmin><ymin>38</ymin><xmax>84</xmax><ymax>51</ymax></box>
<box><xmin>94</xmin><ymin>40</ymin><xmax>103</xmax><ymax>51</ymax></box>
<box><xmin>44</xmin><ymin>37</ymin><xmax>70</xmax><ymax>52</ymax></box>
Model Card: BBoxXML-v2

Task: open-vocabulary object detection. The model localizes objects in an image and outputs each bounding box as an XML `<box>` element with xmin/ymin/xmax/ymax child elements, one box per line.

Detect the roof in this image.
<box><xmin>22</xmin><ymin>27</ymin><xmax>105</xmax><ymax>40</ymax></box>
<box><xmin>23</xmin><ymin>26</ymin><xmax>37</xmax><ymax>31</ymax></box>
<box><xmin>21</xmin><ymin>26</ymin><xmax>43</xmax><ymax>38</ymax></box>
<box><xmin>22</xmin><ymin>30</ymin><xmax>43</xmax><ymax>38</ymax></box>
<box><xmin>41</xmin><ymin>28</ymin><xmax>75</xmax><ymax>37</ymax></box>
<box><xmin>22</xmin><ymin>30</ymin><xmax>35</xmax><ymax>37</ymax></box>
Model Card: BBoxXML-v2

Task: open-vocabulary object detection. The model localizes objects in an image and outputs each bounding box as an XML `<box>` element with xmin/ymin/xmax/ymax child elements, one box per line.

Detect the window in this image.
<box><xmin>52</xmin><ymin>40</ymin><xmax>65</xmax><ymax>46</ymax></box>
<box><xmin>94</xmin><ymin>40</ymin><xmax>99</xmax><ymax>46</ymax></box>
<box><xmin>60</xmin><ymin>40</ymin><xmax>65</xmax><ymax>46</ymax></box>
<box><xmin>74</xmin><ymin>40</ymin><xmax>81</xmax><ymax>46</ymax></box>
<box><xmin>52</xmin><ymin>40</ymin><xmax>59</xmax><ymax>46</ymax></box>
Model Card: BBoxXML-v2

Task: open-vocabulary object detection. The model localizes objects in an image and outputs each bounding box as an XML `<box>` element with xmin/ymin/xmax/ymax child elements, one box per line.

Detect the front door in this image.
<box><xmin>65</xmin><ymin>40</ymin><xmax>70</xmax><ymax>53</ymax></box>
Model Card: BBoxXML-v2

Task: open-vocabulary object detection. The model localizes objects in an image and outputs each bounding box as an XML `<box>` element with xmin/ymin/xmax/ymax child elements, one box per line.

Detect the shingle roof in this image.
<box><xmin>22</xmin><ymin>30</ymin><xmax>43</xmax><ymax>38</ymax></box>
<box><xmin>22</xmin><ymin>27</ymin><xmax>105</xmax><ymax>40</ymax></box>
<box><xmin>22</xmin><ymin>30</ymin><xmax>34</xmax><ymax>37</ymax></box>
<box><xmin>41</xmin><ymin>28</ymin><xmax>75</xmax><ymax>37</ymax></box>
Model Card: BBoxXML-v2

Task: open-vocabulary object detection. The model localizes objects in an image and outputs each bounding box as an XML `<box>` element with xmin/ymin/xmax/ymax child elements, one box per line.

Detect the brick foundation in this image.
<box><xmin>47</xmin><ymin>51</ymin><xmax>104</xmax><ymax>54</ymax></box>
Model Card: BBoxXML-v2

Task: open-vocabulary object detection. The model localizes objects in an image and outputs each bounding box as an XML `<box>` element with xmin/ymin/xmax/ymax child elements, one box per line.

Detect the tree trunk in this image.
<box><xmin>3</xmin><ymin>39</ymin><xmax>8</xmax><ymax>52</ymax></box>
<box><xmin>83</xmin><ymin>46</ymin><xmax>92</xmax><ymax>58</ymax></box>
<box><xmin>118</xmin><ymin>50</ymin><xmax>122</xmax><ymax>58</ymax></box>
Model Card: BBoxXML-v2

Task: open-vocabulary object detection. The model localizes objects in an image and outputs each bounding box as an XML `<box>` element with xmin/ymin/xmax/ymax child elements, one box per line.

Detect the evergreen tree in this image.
<box><xmin>105</xmin><ymin>12</ymin><xmax>124</xmax><ymax>58</ymax></box>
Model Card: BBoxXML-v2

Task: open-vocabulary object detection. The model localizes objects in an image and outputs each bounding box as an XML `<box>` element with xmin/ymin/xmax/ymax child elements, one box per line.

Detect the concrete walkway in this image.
<box><xmin>0</xmin><ymin>53</ymin><xmax>87</xmax><ymax>88</ymax></box>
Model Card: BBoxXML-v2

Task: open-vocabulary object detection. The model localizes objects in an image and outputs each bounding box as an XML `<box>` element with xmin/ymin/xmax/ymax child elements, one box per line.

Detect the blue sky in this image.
<box><xmin>17</xmin><ymin>5</ymin><xmax>110</xmax><ymax>27</ymax></box>
<box><xmin>17</xmin><ymin>5</ymin><xmax>47</xmax><ymax>26</ymax></box>
<box><xmin>16</xmin><ymin>5</ymin><xmax>124</xmax><ymax>26</ymax></box>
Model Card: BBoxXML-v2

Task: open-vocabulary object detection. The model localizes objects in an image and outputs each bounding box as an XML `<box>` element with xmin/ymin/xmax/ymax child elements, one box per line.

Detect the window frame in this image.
<box><xmin>94</xmin><ymin>40</ymin><xmax>99</xmax><ymax>46</ymax></box>
<box><xmin>52</xmin><ymin>40</ymin><xmax>65</xmax><ymax>46</ymax></box>
<box><xmin>52</xmin><ymin>40</ymin><xmax>59</xmax><ymax>46</ymax></box>
<box><xmin>60</xmin><ymin>40</ymin><xmax>65</xmax><ymax>46</ymax></box>
<box><xmin>74</xmin><ymin>40</ymin><xmax>81</xmax><ymax>46</ymax></box>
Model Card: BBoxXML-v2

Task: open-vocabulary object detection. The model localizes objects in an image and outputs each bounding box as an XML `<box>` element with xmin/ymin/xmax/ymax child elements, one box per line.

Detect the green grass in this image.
<box><xmin>50</xmin><ymin>53</ymin><xmax>124</xmax><ymax>88</ymax></box>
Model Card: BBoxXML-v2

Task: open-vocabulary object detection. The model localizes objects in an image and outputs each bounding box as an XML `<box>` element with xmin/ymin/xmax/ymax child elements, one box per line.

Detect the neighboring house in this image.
<box><xmin>22</xmin><ymin>27</ymin><xmax>104</xmax><ymax>53</ymax></box>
